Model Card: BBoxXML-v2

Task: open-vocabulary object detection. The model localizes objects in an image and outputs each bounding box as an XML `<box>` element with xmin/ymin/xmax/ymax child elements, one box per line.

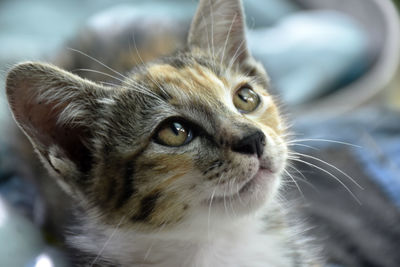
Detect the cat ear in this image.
<box><xmin>6</xmin><ymin>62</ymin><xmax>105</xmax><ymax>186</ymax></box>
<box><xmin>188</xmin><ymin>0</ymin><xmax>249</xmax><ymax>65</ymax></box>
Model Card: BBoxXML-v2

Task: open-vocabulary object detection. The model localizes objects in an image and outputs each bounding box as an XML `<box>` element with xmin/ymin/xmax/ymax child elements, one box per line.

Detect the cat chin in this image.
<box><xmin>159</xmin><ymin>172</ymin><xmax>282</xmax><ymax>241</ymax></box>
<box><xmin>200</xmin><ymin>168</ymin><xmax>281</xmax><ymax>218</ymax></box>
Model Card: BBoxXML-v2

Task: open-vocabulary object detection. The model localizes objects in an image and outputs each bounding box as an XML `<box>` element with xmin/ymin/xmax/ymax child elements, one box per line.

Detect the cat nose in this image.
<box><xmin>231</xmin><ymin>130</ymin><xmax>266</xmax><ymax>158</ymax></box>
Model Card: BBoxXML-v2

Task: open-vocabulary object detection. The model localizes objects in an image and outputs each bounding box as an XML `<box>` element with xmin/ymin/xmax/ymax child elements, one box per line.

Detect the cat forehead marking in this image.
<box><xmin>143</xmin><ymin>62</ymin><xmax>282</xmax><ymax>133</ymax></box>
<box><xmin>146</xmin><ymin>63</ymin><xmax>229</xmax><ymax>101</ymax></box>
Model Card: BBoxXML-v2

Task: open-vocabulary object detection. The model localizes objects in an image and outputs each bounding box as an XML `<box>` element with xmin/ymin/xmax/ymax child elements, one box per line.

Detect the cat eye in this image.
<box><xmin>233</xmin><ymin>86</ymin><xmax>260</xmax><ymax>113</ymax></box>
<box><xmin>155</xmin><ymin>121</ymin><xmax>194</xmax><ymax>147</ymax></box>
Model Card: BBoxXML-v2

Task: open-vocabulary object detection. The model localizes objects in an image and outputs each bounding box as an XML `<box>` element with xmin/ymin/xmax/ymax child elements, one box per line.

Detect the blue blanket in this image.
<box><xmin>294</xmin><ymin>108</ymin><xmax>400</xmax><ymax>207</ymax></box>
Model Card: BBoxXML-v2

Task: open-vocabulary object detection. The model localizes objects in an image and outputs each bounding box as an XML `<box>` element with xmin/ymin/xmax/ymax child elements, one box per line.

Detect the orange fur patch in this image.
<box><xmin>147</xmin><ymin>64</ymin><xmax>226</xmax><ymax>102</ymax></box>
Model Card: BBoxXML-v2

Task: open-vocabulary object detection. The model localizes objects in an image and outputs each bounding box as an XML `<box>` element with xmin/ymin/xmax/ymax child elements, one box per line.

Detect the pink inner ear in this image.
<box><xmin>8</xmin><ymin>69</ymin><xmax>93</xmax><ymax>175</ymax></box>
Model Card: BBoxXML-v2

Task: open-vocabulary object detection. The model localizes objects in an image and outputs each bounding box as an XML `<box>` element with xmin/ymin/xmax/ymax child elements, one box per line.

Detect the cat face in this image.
<box><xmin>6</xmin><ymin>0</ymin><xmax>287</xmax><ymax>231</ymax></box>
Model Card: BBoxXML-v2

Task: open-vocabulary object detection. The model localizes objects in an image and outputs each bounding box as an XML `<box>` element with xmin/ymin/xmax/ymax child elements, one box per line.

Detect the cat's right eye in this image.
<box><xmin>154</xmin><ymin>121</ymin><xmax>194</xmax><ymax>147</ymax></box>
<box><xmin>233</xmin><ymin>86</ymin><xmax>260</xmax><ymax>113</ymax></box>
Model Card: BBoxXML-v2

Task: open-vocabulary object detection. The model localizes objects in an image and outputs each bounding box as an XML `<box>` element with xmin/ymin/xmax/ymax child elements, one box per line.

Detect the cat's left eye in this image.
<box><xmin>155</xmin><ymin>121</ymin><xmax>194</xmax><ymax>147</ymax></box>
<box><xmin>233</xmin><ymin>86</ymin><xmax>260</xmax><ymax>113</ymax></box>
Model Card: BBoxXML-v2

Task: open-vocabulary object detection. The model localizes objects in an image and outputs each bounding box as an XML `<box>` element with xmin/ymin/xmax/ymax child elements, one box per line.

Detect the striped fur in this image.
<box><xmin>5</xmin><ymin>0</ymin><xmax>322</xmax><ymax>266</ymax></box>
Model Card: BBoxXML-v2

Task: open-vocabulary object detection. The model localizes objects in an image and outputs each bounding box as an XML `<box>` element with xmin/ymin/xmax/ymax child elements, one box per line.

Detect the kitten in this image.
<box><xmin>5</xmin><ymin>0</ymin><xmax>321</xmax><ymax>266</ymax></box>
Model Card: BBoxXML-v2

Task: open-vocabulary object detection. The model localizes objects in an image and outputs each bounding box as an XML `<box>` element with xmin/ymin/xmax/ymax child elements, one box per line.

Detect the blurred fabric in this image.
<box><xmin>291</xmin><ymin>108</ymin><xmax>400</xmax><ymax>267</ymax></box>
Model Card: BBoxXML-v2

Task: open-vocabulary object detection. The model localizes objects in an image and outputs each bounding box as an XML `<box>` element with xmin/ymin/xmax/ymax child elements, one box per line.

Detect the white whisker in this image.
<box><xmin>73</xmin><ymin>68</ymin><xmax>128</xmax><ymax>85</ymax></box>
<box><xmin>90</xmin><ymin>215</ymin><xmax>126</xmax><ymax>267</ymax></box>
<box><xmin>100</xmin><ymin>81</ymin><xmax>119</xmax><ymax>87</ymax></box>
<box><xmin>284</xmin><ymin>169</ymin><xmax>304</xmax><ymax>198</ymax></box>
<box><xmin>228</xmin><ymin>177</ymin><xmax>238</xmax><ymax>218</ymax></box>
<box><xmin>68</xmin><ymin>48</ymin><xmax>129</xmax><ymax>80</ymax></box>
<box><xmin>75</xmin><ymin>68</ymin><xmax>159</xmax><ymax>99</ymax></box>
<box><xmin>289</xmin><ymin>156</ymin><xmax>362</xmax><ymax>205</ymax></box>
<box><xmin>69</xmin><ymin>50</ymin><xmax>163</xmax><ymax>101</ymax></box>
<box><xmin>288</xmin><ymin>138</ymin><xmax>361</xmax><ymax>148</ymax></box>
<box><xmin>130</xmin><ymin>34</ymin><xmax>168</xmax><ymax>97</ymax></box>
<box><xmin>287</xmin><ymin>143</ymin><xmax>319</xmax><ymax>151</ymax></box>
<box><xmin>289</xmin><ymin>152</ymin><xmax>364</xmax><ymax>190</ymax></box>
<box><xmin>208</xmin><ymin>172</ymin><xmax>224</xmax><ymax>240</ymax></box>
<box><xmin>143</xmin><ymin>223</ymin><xmax>167</xmax><ymax>262</ymax></box>
<box><xmin>285</xmin><ymin>164</ymin><xmax>319</xmax><ymax>193</ymax></box>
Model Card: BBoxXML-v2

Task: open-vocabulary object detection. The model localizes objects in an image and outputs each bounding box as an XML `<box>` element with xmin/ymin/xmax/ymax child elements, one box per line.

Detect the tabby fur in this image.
<box><xmin>5</xmin><ymin>0</ymin><xmax>321</xmax><ymax>266</ymax></box>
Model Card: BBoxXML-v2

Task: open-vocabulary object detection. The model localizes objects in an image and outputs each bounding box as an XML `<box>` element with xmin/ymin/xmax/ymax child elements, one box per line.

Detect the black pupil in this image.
<box><xmin>171</xmin><ymin>122</ymin><xmax>185</xmax><ymax>135</ymax></box>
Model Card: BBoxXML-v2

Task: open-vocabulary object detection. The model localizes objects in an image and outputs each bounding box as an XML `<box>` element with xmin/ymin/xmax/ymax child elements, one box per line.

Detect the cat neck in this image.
<box><xmin>69</xmin><ymin>204</ymin><xmax>293</xmax><ymax>267</ymax></box>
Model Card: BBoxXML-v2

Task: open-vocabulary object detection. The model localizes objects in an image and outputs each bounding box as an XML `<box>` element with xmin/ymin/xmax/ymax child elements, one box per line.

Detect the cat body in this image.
<box><xmin>5</xmin><ymin>0</ymin><xmax>321</xmax><ymax>266</ymax></box>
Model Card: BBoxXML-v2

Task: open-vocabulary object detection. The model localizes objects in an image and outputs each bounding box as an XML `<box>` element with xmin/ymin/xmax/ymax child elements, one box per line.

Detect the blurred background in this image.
<box><xmin>0</xmin><ymin>0</ymin><xmax>399</xmax><ymax>266</ymax></box>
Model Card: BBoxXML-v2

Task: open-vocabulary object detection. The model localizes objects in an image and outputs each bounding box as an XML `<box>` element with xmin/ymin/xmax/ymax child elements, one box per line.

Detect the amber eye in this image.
<box><xmin>155</xmin><ymin>121</ymin><xmax>194</xmax><ymax>147</ymax></box>
<box><xmin>233</xmin><ymin>86</ymin><xmax>260</xmax><ymax>113</ymax></box>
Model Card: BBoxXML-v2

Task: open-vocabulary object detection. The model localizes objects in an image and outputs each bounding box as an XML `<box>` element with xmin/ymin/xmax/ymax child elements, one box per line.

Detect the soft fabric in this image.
<box><xmin>248</xmin><ymin>10</ymin><xmax>368</xmax><ymax>104</ymax></box>
<box><xmin>291</xmin><ymin>108</ymin><xmax>400</xmax><ymax>267</ymax></box>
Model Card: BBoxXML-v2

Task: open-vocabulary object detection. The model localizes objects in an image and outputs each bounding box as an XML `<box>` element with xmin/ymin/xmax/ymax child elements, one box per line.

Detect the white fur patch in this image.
<box><xmin>71</xmin><ymin>207</ymin><xmax>295</xmax><ymax>267</ymax></box>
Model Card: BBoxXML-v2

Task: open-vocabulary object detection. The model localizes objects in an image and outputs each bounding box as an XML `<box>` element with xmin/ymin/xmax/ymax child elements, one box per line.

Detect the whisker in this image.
<box><xmin>207</xmin><ymin>186</ymin><xmax>217</xmax><ymax>239</ymax></box>
<box><xmin>73</xmin><ymin>68</ymin><xmax>128</xmax><ymax>85</ymax></box>
<box><xmin>287</xmin><ymin>143</ymin><xmax>319</xmax><ymax>151</ymax></box>
<box><xmin>100</xmin><ymin>81</ymin><xmax>119</xmax><ymax>88</ymax></box>
<box><xmin>283</xmin><ymin>169</ymin><xmax>304</xmax><ymax>198</ymax></box>
<box><xmin>143</xmin><ymin>223</ymin><xmax>167</xmax><ymax>262</ymax></box>
<box><xmin>235</xmin><ymin>178</ymin><xmax>245</xmax><ymax>206</ymax></box>
<box><xmin>68</xmin><ymin>48</ymin><xmax>129</xmax><ymax>80</ymax></box>
<box><xmin>288</xmin><ymin>156</ymin><xmax>362</xmax><ymax>205</ymax></box>
<box><xmin>69</xmin><ymin>51</ymin><xmax>163</xmax><ymax>101</ymax></box>
<box><xmin>285</xmin><ymin>164</ymin><xmax>320</xmax><ymax>193</ymax></box>
<box><xmin>90</xmin><ymin>215</ymin><xmax>126</xmax><ymax>267</ymax></box>
<box><xmin>289</xmin><ymin>152</ymin><xmax>364</xmax><ymax>190</ymax></box>
<box><xmin>227</xmin><ymin>184</ymin><xmax>235</xmax><ymax>218</ymax></box>
<box><xmin>221</xmin><ymin>177</ymin><xmax>234</xmax><ymax>220</ymax></box>
<box><xmin>228</xmin><ymin>177</ymin><xmax>238</xmax><ymax>218</ymax></box>
<box><xmin>75</xmin><ymin>68</ymin><xmax>160</xmax><ymax>99</ymax></box>
<box><xmin>288</xmin><ymin>138</ymin><xmax>361</xmax><ymax>148</ymax></box>
<box><xmin>286</xmin><ymin>162</ymin><xmax>307</xmax><ymax>182</ymax></box>
<box><xmin>208</xmin><ymin>173</ymin><xmax>224</xmax><ymax>240</ymax></box>
<box><xmin>223</xmin><ymin>182</ymin><xmax>229</xmax><ymax>219</ymax></box>
<box><xmin>130</xmin><ymin>35</ymin><xmax>168</xmax><ymax>97</ymax></box>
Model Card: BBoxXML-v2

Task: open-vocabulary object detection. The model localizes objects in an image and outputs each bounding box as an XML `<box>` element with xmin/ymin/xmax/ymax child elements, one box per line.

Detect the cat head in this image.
<box><xmin>6</xmin><ymin>0</ymin><xmax>287</xmax><ymax>232</ymax></box>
